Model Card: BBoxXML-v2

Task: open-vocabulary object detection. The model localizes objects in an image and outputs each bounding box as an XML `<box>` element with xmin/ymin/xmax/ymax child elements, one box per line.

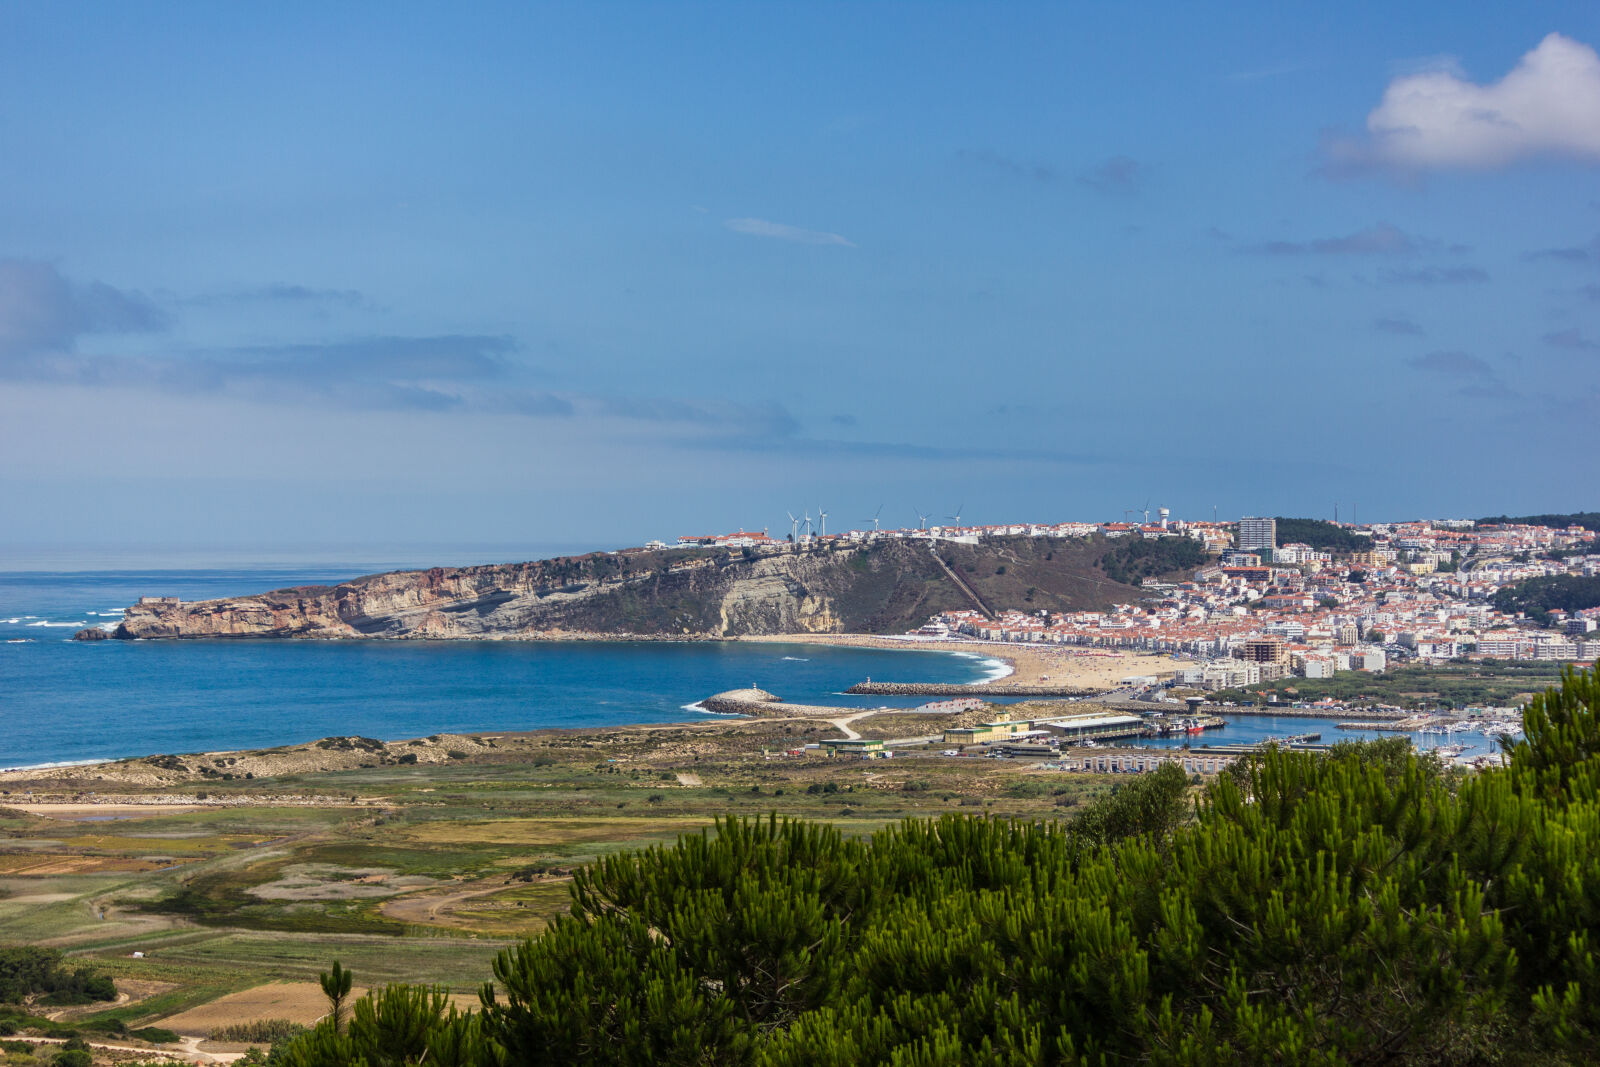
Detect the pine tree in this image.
<box><xmin>271</xmin><ymin>664</ymin><xmax>1600</xmax><ymax>1066</ymax></box>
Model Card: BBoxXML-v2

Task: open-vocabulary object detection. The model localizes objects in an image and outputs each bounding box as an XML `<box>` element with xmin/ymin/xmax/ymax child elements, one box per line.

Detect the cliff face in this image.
<box><xmin>113</xmin><ymin>538</ymin><xmax>1155</xmax><ymax>640</ymax></box>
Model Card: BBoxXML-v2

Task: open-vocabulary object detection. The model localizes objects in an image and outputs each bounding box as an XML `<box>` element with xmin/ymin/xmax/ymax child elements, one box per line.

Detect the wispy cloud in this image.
<box><xmin>1374</xmin><ymin>315</ymin><xmax>1423</xmax><ymax>335</ymax></box>
<box><xmin>957</xmin><ymin>149</ymin><xmax>1058</xmax><ymax>183</ymax></box>
<box><xmin>1245</xmin><ymin>223</ymin><xmax>1419</xmax><ymax>256</ymax></box>
<box><xmin>1406</xmin><ymin>349</ymin><xmax>1517</xmax><ymax>397</ymax></box>
<box><xmin>1077</xmin><ymin>155</ymin><xmax>1141</xmax><ymax>194</ymax></box>
<box><xmin>0</xmin><ymin>259</ymin><xmax>167</xmax><ymax>360</ymax></box>
<box><xmin>1523</xmin><ymin>234</ymin><xmax>1600</xmax><ymax>265</ymax></box>
<box><xmin>594</xmin><ymin>395</ymin><xmax>799</xmax><ymax>439</ymax></box>
<box><xmin>1543</xmin><ymin>327</ymin><xmax>1600</xmax><ymax>351</ymax></box>
<box><xmin>1325</xmin><ymin>33</ymin><xmax>1600</xmax><ymax>174</ymax></box>
<box><xmin>1379</xmin><ymin>265</ymin><xmax>1489</xmax><ymax>285</ymax></box>
<box><xmin>724</xmin><ymin>217</ymin><xmax>855</xmax><ymax>247</ymax></box>
<box><xmin>183</xmin><ymin>284</ymin><xmax>370</xmax><ymax>309</ymax></box>
<box><xmin>1409</xmin><ymin>350</ymin><xmax>1492</xmax><ymax>376</ymax></box>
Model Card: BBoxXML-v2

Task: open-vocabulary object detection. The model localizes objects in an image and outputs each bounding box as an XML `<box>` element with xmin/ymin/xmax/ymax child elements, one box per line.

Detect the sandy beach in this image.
<box><xmin>740</xmin><ymin>633</ymin><xmax>1193</xmax><ymax>690</ymax></box>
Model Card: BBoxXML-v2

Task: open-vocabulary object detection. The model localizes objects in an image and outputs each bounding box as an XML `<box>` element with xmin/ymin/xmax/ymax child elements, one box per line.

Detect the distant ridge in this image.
<box><xmin>108</xmin><ymin>536</ymin><xmax>1166</xmax><ymax>641</ymax></box>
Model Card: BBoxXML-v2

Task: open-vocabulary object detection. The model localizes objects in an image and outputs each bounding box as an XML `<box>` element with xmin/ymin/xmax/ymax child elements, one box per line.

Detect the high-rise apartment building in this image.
<box><xmin>1238</xmin><ymin>516</ymin><xmax>1276</xmax><ymax>552</ymax></box>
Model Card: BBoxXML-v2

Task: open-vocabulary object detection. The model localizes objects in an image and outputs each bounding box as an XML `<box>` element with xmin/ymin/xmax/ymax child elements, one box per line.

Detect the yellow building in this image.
<box><xmin>943</xmin><ymin>713</ymin><xmax>1032</xmax><ymax>746</ymax></box>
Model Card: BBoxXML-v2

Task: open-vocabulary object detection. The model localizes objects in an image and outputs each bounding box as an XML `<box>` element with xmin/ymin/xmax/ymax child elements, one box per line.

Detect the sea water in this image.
<box><xmin>0</xmin><ymin>567</ymin><xmax>993</xmax><ymax>768</ymax></box>
<box><xmin>0</xmin><ymin>566</ymin><xmax>1505</xmax><ymax>770</ymax></box>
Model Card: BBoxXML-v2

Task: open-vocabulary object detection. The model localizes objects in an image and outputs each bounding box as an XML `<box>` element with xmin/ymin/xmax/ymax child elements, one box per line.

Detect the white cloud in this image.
<box><xmin>724</xmin><ymin>217</ymin><xmax>855</xmax><ymax>247</ymax></box>
<box><xmin>1339</xmin><ymin>33</ymin><xmax>1600</xmax><ymax>171</ymax></box>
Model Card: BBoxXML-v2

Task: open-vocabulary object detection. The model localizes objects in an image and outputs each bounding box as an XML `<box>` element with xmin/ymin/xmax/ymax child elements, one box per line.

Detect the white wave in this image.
<box><xmin>98</xmin><ymin>622</ymin><xmax>118</xmax><ymax>632</ymax></box>
<box><xmin>978</xmin><ymin>657</ymin><xmax>1015</xmax><ymax>682</ymax></box>
<box><xmin>28</xmin><ymin>620</ymin><xmax>86</xmax><ymax>628</ymax></box>
<box><xmin>2</xmin><ymin>618</ymin><xmax>18</xmax><ymax>624</ymax></box>
<box><xmin>101</xmin><ymin>608</ymin><xmax>126</xmax><ymax>614</ymax></box>
<box><xmin>5</xmin><ymin>638</ymin><xmax>33</xmax><ymax>644</ymax></box>
<box><xmin>780</xmin><ymin>656</ymin><xmax>810</xmax><ymax>662</ymax></box>
<box><xmin>0</xmin><ymin>757</ymin><xmax>111</xmax><ymax>773</ymax></box>
<box><xmin>682</xmin><ymin>700</ymin><xmax>741</xmax><ymax>717</ymax></box>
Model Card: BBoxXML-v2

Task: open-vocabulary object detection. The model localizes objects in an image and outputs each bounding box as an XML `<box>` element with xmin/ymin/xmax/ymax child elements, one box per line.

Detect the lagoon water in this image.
<box><xmin>0</xmin><ymin>567</ymin><xmax>994</xmax><ymax>769</ymax></box>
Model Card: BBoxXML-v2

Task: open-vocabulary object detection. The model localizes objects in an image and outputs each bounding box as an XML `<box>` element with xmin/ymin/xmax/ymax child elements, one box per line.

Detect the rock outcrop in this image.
<box><xmin>106</xmin><ymin>537</ymin><xmax>1155</xmax><ymax>641</ymax></box>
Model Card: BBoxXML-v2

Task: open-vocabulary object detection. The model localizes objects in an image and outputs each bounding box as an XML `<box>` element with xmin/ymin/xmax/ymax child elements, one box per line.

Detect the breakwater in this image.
<box><xmin>846</xmin><ymin>682</ymin><xmax>1102</xmax><ymax>698</ymax></box>
<box><xmin>1210</xmin><ymin>706</ymin><xmax>1409</xmax><ymax>720</ymax></box>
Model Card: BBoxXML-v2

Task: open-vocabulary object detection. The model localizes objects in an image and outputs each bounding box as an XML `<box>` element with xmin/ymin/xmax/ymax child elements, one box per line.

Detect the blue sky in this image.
<box><xmin>3</xmin><ymin>2</ymin><xmax>1598</xmax><ymax>560</ymax></box>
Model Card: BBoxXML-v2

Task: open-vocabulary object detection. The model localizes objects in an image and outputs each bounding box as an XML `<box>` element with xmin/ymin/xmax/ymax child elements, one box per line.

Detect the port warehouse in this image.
<box><xmin>818</xmin><ymin>735</ymin><xmax>1243</xmax><ymax>776</ymax></box>
<box><xmin>942</xmin><ymin>712</ymin><xmax>1149</xmax><ymax>747</ymax></box>
<box><xmin>818</xmin><ymin>707</ymin><xmax>1323</xmax><ymax>773</ymax></box>
<box><xmin>1054</xmin><ymin>752</ymin><xmax>1235</xmax><ymax>775</ymax></box>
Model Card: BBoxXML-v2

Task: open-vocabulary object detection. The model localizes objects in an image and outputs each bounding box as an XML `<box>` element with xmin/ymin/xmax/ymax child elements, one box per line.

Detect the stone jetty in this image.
<box><xmin>845</xmin><ymin>682</ymin><xmax>1103</xmax><ymax>698</ymax></box>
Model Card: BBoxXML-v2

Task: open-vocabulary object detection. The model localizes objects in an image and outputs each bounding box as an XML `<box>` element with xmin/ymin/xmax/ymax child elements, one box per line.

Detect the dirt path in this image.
<box><xmin>12</xmin><ymin>1035</ymin><xmax>243</xmax><ymax>1065</ymax></box>
<box><xmin>824</xmin><ymin>711</ymin><xmax>877</xmax><ymax>740</ymax></box>
<box><xmin>380</xmin><ymin>879</ymin><xmax>515</xmax><ymax>926</ymax></box>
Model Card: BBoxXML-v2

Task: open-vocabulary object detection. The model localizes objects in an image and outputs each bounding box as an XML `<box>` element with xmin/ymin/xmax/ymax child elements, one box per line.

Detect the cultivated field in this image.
<box><xmin>0</xmin><ymin>707</ymin><xmax>1123</xmax><ymax>1049</ymax></box>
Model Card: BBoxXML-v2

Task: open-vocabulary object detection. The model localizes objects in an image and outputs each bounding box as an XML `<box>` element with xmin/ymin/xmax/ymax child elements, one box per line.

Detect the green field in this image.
<box><xmin>0</xmin><ymin>715</ymin><xmax>1111</xmax><ymax>1042</ymax></box>
<box><xmin>1218</xmin><ymin>658</ymin><xmax>1574</xmax><ymax>709</ymax></box>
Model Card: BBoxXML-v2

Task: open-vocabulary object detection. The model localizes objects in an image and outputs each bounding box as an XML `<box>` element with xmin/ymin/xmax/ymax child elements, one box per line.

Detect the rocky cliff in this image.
<box><xmin>110</xmin><ymin>537</ymin><xmax>1156</xmax><ymax>640</ymax></box>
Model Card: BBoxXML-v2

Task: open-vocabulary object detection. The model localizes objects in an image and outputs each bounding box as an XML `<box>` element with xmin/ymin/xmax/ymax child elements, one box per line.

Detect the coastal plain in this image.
<box><xmin>0</xmin><ymin>663</ymin><xmax>1141</xmax><ymax>1056</ymax></box>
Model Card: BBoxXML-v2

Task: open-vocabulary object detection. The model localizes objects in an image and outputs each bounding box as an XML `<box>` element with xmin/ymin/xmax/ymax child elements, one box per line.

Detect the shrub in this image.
<box><xmin>212</xmin><ymin>1020</ymin><xmax>304</xmax><ymax>1044</ymax></box>
<box><xmin>271</xmin><ymin>666</ymin><xmax>1600</xmax><ymax>1066</ymax></box>
<box><xmin>130</xmin><ymin>1027</ymin><xmax>179</xmax><ymax>1044</ymax></box>
<box><xmin>0</xmin><ymin>948</ymin><xmax>115</xmax><ymax>1005</ymax></box>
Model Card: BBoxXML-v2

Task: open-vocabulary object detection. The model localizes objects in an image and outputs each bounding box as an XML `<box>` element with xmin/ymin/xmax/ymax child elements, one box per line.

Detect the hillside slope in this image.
<box><xmin>111</xmin><ymin>537</ymin><xmax>1167</xmax><ymax>641</ymax></box>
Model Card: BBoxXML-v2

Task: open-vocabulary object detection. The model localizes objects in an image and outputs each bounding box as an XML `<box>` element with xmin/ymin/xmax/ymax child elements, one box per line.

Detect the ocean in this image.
<box><xmin>0</xmin><ymin>565</ymin><xmax>1505</xmax><ymax>770</ymax></box>
<box><xmin>0</xmin><ymin>567</ymin><xmax>999</xmax><ymax>769</ymax></box>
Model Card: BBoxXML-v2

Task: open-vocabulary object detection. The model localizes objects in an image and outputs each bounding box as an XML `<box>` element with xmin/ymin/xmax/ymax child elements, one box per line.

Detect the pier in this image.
<box><xmin>1215</xmin><ymin>706</ymin><xmax>1409</xmax><ymax>720</ymax></box>
<box><xmin>845</xmin><ymin>681</ymin><xmax>1103</xmax><ymax>698</ymax></box>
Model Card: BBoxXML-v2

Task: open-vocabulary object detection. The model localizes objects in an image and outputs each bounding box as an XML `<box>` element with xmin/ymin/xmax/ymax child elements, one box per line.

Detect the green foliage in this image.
<box><xmin>130</xmin><ymin>1027</ymin><xmax>179</xmax><ymax>1044</ymax></box>
<box><xmin>1098</xmin><ymin>536</ymin><xmax>1208</xmax><ymax>586</ymax></box>
<box><xmin>213</xmin><ymin>1020</ymin><xmax>306</xmax><ymax>1044</ymax></box>
<box><xmin>0</xmin><ymin>947</ymin><xmax>115</xmax><ymax>1005</ymax></box>
<box><xmin>1068</xmin><ymin>761</ymin><xmax>1189</xmax><ymax>847</ymax></box>
<box><xmin>1478</xmin><ymin>511</ymin><xmax>1600</xmax><ymax>533</ymax></box>
<box><xmin>278</xmin><ymin>985</ymin><xmax>489</xmax><ymax>1067</ymax></box>
<box><xmin>275</xmin><ymin>664</ymin><xmax>1600</xmax><ymax>1065</ymax></box>
<box><xmin>1271</xmin><ymin>517</ymin><xmax>1374</xmax><ymax>553</ymax></box>
<box><xmin>319</xmin><ymin>961</ymin><xmax>354</xmax><ymax>1035</ymax></box>
<box><xmin>1229</xmin><ymin>658</ymin><xmax>1570</xmax><ymax>710</ymax></box>
<box><xmin>1492</xmin><ymin>574</ymin><xmax>1600</xmax><ymax>621</ymax></box>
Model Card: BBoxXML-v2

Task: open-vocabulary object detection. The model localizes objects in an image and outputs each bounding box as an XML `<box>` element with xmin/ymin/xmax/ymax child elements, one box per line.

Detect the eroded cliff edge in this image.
<box><xmin>111</xmin><ymin>537</ymin><xmax>1151</xmax><ymax>640</ymax></box>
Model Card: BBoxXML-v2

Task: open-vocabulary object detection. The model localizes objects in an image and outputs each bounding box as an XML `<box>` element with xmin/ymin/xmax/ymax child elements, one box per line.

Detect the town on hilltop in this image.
<box><xmin>668</xmin><ymin>512</ymin><xmax>1600</xmax><ymax>691</ymax></box>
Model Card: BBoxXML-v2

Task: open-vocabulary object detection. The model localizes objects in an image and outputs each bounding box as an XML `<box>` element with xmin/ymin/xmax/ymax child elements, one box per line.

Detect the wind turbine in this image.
<box><xmin>802</xmin><ymin>510</ymin><xmax>812</xmax><ymax>539</ymax></box>
<box><xmin>786</xmin><ymin>512</ymin><xmax>800</xmax><ymax>542</ymax></box>
<box><xmin>1142</xmin><ymin>499</ymin><xmax>1151</xmax><ymax>525</ymax></box>
<box><xmin>914</xmin><ymin>508</ymin><xmax>929</xmax><ymax>531</ymax></box>
<box><xmin>947</xmin><ymin>502</ymin><xmax>964</xmax><ymax>528</ymax></box>
<box><xmin>817</xmin><ymin>506</ymin><xmax>828</xmax><ymax>537</ymax></box>
<box><xmin>862</xmin><ymin>504</ymin><xmax>883</xmax><ymax>533</ymax></box>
